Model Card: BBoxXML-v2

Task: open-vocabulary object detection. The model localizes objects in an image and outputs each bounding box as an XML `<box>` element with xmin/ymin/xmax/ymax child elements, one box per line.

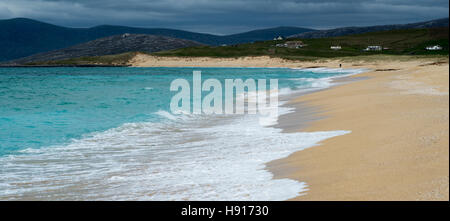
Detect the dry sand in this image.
<box><xmin>130</xmin><ymin>53</ymin><xmax>345</xmax><ymax>68</ymax></box>
<box><xmin>131</xmin><ymin>54</ymin><xmax>449</xmax><ymax>200</ymax></box>
<box><xmin>272</xmin><ymin>58</ymin><xmax>449</xmax><ymax>201</ymax></box>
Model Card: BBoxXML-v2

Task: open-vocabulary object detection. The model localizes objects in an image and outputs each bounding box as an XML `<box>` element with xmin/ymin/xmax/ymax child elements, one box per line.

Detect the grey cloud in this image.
<box><xmin>0</xmin><ymin>0</ymin><xmax>448</xmax><ymax>34</ymax></box>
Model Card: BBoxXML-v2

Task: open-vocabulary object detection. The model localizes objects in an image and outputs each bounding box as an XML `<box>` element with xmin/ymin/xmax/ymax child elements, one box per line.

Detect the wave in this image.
<box><xmin>0</xmin><ymin>67</ymin><xmax>360</xmax><ymax>200</ymax></box>
<box><xmin>0</xmin><ymin>105</ymin><xmax>349</xmax><ymax>200</ymax></box>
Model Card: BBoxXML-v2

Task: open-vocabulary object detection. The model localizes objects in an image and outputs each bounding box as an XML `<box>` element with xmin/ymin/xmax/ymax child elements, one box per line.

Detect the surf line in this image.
<box><xmin>169</xmin><ymin>71</ymin><xmax>279</xmax><ymax>122</ymax></box>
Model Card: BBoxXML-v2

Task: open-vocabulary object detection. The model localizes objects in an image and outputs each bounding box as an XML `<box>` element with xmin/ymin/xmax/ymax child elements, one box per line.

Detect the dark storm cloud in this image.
<box><xmin>0</xmin><ymin>0</ymin><xmax>448</xmax><ymax>34</ymax></box>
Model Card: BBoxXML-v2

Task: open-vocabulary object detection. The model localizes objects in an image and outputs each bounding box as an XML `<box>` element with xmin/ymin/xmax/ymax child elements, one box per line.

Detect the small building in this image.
<box><xmin>330</xmin><ymin>46</ymin><xmax>342</xmax><ymax>50</ymax></box>
<box><xmin>285</xmin><ymin>40</ymin><xmax>305</xmax><ymax>49</ymax></box>
<box><xmin>273</xmin><ymin>36</ymin><xmax>284</xmax><ymax>41</ymax></box>
<box><xmin>426</xmin><ymin>45</ymin><xmax>443</xmax><ymax>50</ymax></box>
<box><xmin>274</xmin><ymin>40</ymin><xmax>305</xmax><ymax>49</ymax></box>
<box><xmin>364</xmin><ymin>46</ymin><xmax>382</xmax><ymax>51</ymax></box>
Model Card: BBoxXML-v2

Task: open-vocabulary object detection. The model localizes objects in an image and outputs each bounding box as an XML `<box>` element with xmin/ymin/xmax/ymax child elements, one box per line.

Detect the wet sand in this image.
<box><xmin>131</xmin><ymin>54</ymin><xmax>449</xmax><ymax>200</ymax></box>
<box><xmin>272</xmin><ymin>58</ymin><xmax>449</xmax><ymax>200</ymax></box>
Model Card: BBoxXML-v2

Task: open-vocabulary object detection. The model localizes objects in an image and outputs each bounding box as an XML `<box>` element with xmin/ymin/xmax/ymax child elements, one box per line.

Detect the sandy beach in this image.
<box><xmin>272</xmin><ymin>58</ymin><xmax>449</xmax><ymax>201</ymax></box>
<box><xmin>131</xmin><ymin>54</ymin><xmax>449</xmax><ymax>200</ymax></box>
<box><xmin>130</xmin><ymin>53</ymin><xmax>351</xmax><ymax>68</ymax></box>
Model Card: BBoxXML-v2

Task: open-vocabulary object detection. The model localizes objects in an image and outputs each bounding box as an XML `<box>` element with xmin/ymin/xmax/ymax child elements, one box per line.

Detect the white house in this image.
<box><xmin>273</xmin><ymin>36</ymin><xmax>284</xmax><ymax>41</ymax></box>
<box><xmin>426</xmin><ymin>45</ymin><xmax>443</xmax><ymax>50</ymax></box>
<box><xmin>364</xmin><ymin>46</ymin><xmax>382</xmax><ymax>51</ymax></box>
<box><xmin>330</xmin><ymin>46</ymin><xmax>342</xmax><ymax>50</ymax></box>
<box><xmin>285</xmin><ymin>40</ymin><xmax>304</xmax><ymax>48</ymax></box>
<box><xmin>275</xmin><ymin>41</ymin><xmax>305</xmax><ymax>49</ymax></box>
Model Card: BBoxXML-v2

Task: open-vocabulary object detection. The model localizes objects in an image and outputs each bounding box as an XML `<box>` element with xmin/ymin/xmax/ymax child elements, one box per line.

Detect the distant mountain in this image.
<box><xmin>0</xmin><ymin>18</ymin><xmax>314</xmax><ymax>61</ymax></box>
<box><xmin>289</xmin><ymin>18</ymin><xmax>449</xmax><ymax>39</ymax></box>
<box><xmin>224</xmin><ymin>26</ymin><xmax>314</xmax><ymax>43</ymax></box>
<box><xmin>9</xmin><ymin>34</ymin><xmax>203</xmax><ymax>64</ymax></box>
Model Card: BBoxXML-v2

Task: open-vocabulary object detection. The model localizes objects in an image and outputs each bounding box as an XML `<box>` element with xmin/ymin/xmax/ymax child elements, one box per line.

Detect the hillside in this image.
<box><xmin>0</xmin><ymin>18</ymin><xmax>314</xmax><ymax>62</ymax></box>
<box><xmin>152</xmin><ymin>27</ymin><xmax>448</xmax><ymax>60</ymax></box>
<box><xmin>8</xmin><ymin>34</ymin><xmax>203</xmax><ymax>65</ymax></box>
<box><xmin>289</xmin><ymin>17</ymin><xmax>449</xmax><ymax>39</ymax></box>
<box><xmin>223</xmin><ymin>26</ymin><xmax>313</xmax><ymax>43</ymax></box>
<box><xmin>15</xmin><ymin>27</ymin><xmax>448</xmax><ymax>66</ymax></box>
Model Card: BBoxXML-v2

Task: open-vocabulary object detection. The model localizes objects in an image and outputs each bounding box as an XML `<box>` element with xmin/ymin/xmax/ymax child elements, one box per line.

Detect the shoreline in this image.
<box><xmin>269</xmin><ymin>70</ymin><xmax>371</xmax><ymax>198</ymax></box>
<box><xmin>132</xmin><ymin>54</ymin><xmax>449</xmax><ymax>200</ymax></box>
<box><xmin>0</xmin><ymin>64</ymin><xmax>129</xmax><ymax>68</ymax></box>
<box><xmin>272</xmin><ymin>59</ymin><xmax>449</xmax><ymax>200</ymax></box>
<box><xmin>2</xmin><ymin>54</ymin><xmax>447</xmax><ymax>200</ymax></box>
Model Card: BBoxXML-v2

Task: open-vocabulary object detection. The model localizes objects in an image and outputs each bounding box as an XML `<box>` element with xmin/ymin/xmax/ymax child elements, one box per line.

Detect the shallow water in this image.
<box><xmin>0</xmin><ymin>67</ymin><xmax>363</xmax><ymax>200</ymax></box>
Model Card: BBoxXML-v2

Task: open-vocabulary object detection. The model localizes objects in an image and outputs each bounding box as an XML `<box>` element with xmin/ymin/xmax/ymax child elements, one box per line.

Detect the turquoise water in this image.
<box><xmin>0</xmin><ymin>67</ymin><xmax>362</xmax><ymax>200</ymax></box>
<box><xmin>0</xmin><ymin>67</ymin><xmax>343</xmax><ymax>156</ymax></box>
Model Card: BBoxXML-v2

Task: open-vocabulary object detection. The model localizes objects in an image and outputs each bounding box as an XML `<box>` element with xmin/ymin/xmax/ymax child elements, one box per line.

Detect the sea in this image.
<box><xmin>0</xmin><ymin>67</ymin><xmax>364</xmax><ymax>200</ymax></box>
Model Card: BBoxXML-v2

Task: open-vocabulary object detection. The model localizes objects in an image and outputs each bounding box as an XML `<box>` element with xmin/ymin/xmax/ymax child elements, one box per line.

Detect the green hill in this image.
<box><xmin>154</xmin><ymin>27</ymin><xmax>448</xmax><ymax>60</ymax></box>
<box><xmin>10</xmin><ymin>34</ymin><xmax>203</xmax><ymax>65</ymax></box>
<box><xmin>0</xmin><ymin>18</ymin><xmax>313</xmax><ymax>62</ymax></box>
<box><xmin>14</xmin><ymin>27</ymin><xmax>448</xmax><ymax>66</ymax></box>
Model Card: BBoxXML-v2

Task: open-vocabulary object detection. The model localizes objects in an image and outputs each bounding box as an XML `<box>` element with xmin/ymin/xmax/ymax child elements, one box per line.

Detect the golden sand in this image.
<box><xmin>273</xmin><ymin>58</ymin><xmax>449</xmax><ymax>200</ymax></box>
<box><xmin>131</xmin><ymin>54</ymin><xmax>449</xmax><ymax>200</ymax></box>
<box><xmin>130</xmin><ymin>53</ymin><xmax>343</xmax><ymax>68</ymax></box>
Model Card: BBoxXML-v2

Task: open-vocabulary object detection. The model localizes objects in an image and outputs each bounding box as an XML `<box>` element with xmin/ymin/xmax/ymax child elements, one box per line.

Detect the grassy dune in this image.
<box><xmin>24</xmin><ymin>52</ymin><xmax>138</xmax><ymax>66</ymax></box>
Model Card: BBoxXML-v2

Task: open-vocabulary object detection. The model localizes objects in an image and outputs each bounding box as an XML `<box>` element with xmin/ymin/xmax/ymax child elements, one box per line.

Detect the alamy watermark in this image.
<box><xmin>170</xmin><ymin>71</ymin><xmax>279</xmax><ymax>124</ymax></box>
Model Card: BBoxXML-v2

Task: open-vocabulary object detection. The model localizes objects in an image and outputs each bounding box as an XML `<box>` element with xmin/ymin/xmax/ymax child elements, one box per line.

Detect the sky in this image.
<box><xmin>0</xmin><ymin>0</ymin><xmax>448</xmax><ymax>35</ymax></box>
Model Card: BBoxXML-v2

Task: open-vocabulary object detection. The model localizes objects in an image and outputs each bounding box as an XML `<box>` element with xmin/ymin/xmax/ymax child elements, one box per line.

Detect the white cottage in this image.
<box><xmin>330</xmin><ymin>46</ymin><xmax>342</xmax><ymax>50</ymax></box>
<box><xmin>426</xmin><ymin>45</ymin><xmax>443</xmax><ymax>50</ymax></box>
<box><xmin>364</xmin><ymin>46</ymin><xmax>382</xmax><ymax>51</ymax></box>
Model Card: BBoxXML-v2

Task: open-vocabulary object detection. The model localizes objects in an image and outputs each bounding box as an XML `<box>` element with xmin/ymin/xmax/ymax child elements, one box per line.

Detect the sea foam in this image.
<box><xmin>0</xmin><ymin>105</ymin><xmax>350</xmax><ymax>200</ymax></box>
<box><xmin>0</xmin><ymin>67</ymin><xmax>363</xmax><ymax>200</ymax></box>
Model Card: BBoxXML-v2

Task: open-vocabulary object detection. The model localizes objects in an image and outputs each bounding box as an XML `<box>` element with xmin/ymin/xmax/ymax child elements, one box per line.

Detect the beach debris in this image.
<box><xmin>375</xmin><ymin>68</ymin><xmax>400</xmax><ymax>71</ymax></box>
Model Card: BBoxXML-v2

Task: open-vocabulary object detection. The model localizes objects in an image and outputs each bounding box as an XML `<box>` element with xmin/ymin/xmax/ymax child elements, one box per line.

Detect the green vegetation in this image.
<box><xmin>0</xmin><ymin>18</ymin><xmax>314</xmax><ymax>62</ymax></box>
<box><xmin>25</xmin><ymin>52</ymin><xmax>137</xmax><ymax>66</ymax></box>
<box><xmin>155</xmin><ymin>27</ymin><xmax>449</xmax><ymax>60</ymax></box>
<box><xmin>22</xmin><ymin>27</ymin><xmax>448</xmax><ymax>66</ymax></box>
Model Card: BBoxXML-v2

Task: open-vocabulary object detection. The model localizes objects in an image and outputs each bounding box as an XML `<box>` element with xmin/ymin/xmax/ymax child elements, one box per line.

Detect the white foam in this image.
<box><xmin>155</xmin><ymin>110</ymin><xmax>179</xmax><ymax>120</ymax></box>
<box><xmin>0</xmin><ymin>67</ymin><xmax>358</xmax><ymax>201</ymax></box>
<box><xmin>0</xmin><ymin>104</ymin><xmax>350</xmax><ymax>200</ymax></box>
<box><xmin>284</xmin><ymin>67</ymin><xmax>369</xmax><ymax>94</ymax></box>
